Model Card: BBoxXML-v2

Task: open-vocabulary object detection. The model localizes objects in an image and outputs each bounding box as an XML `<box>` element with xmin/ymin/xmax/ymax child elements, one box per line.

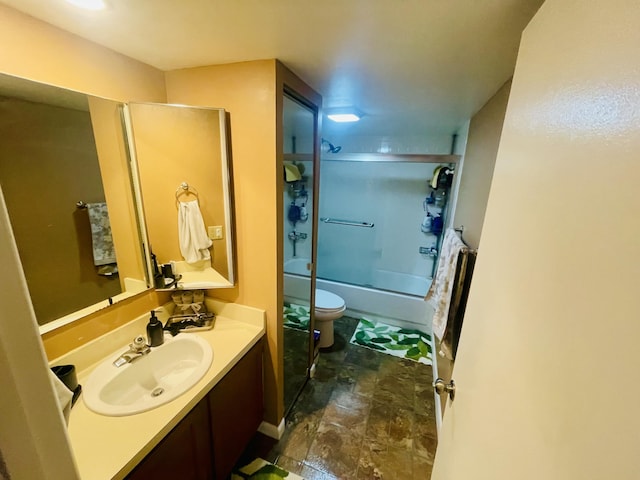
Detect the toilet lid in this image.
<box><xmin>315</xmin><ymin>289</ymin><xmax>344</xmax><ymax>310</ymax></box>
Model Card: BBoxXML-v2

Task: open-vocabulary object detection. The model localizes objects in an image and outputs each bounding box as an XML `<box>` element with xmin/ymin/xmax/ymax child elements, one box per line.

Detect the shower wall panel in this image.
<box><xmin>317</xmin><ymin>160</ymin><xmax>443</xmax><ymax>296</ymax></box>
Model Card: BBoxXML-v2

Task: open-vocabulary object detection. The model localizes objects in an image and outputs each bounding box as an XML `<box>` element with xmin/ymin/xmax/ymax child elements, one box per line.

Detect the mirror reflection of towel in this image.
<box><xmin>178</xmin><ymin>200</ymin><xmax>213</xmax><ymax>264</ymax></box>
<box><xmin>86</xmin><ymin>202</ymin><xmax>116</xmax><ymax>267</ymax></box>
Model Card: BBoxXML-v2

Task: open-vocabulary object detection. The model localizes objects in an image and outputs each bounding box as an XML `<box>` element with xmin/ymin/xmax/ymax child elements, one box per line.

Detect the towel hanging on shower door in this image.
<box><xmin>178</xmin><ymin>200</ymin><xmax>212</xmax><ymax>264</ymax></box>
<box><xmin>425</xmin><ymin>228</ymin><xmax>466</xmax><ymax>342</ymax></box>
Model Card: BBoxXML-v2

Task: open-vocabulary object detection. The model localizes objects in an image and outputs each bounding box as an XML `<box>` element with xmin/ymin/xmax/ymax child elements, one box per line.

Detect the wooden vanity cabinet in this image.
<box><xmin>125</xmin><ymin>399</ymin><xmax>212</xmax><ymax>480</ymax></box>
<box><xmin>126</xmin><ymin>340</ymin><xmax>263</xmax><ymax>480</ymax></box>
<box><xmin>209</xmin><ymin>339</ymin><xmax>263</xmax><ymax>479</ymax></box>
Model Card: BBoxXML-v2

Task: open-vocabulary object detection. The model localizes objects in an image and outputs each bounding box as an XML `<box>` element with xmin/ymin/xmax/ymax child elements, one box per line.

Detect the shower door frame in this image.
<box><xmin>278</xmin><ymin>62</ymin><xmax>322</xmax><ymax>417</ymax></box>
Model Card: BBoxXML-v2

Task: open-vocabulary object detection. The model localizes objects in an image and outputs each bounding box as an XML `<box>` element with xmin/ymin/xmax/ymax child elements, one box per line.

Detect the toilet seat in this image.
<box><xmin>313</xmin><ymin>289</ymin><xmax>346</xmax><ymax>348</ymax></box>
<box><xmin>315</xmin><ymin>289</ymin><xmax>345</xmax><ymax>312</ymax></box>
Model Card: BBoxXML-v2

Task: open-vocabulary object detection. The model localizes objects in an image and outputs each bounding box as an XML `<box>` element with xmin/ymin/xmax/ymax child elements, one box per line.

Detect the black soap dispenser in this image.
<box><xmin>147</xmin><ymin>310</ymin><xmax>164</xmax><ymax>347</ymax></box>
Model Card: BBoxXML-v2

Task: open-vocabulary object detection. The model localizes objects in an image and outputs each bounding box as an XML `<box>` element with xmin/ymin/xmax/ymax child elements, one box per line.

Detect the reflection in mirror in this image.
<box><xmin>282</xmin><ymin>93</ymin><xmax>316</xmax><ymax>413</ymax></box>
<box><xmin>124</xmin><ymin>103</ymin><xmax>235</xmax><ymax>289</ymax></box>
<box><xmin>0</xmin><ymin>74</ymin><xmax>149</xmax><ymax>332</ymax></box>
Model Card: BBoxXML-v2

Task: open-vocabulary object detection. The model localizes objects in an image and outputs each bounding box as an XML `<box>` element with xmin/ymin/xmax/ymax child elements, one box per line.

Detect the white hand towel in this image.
<box><xmin>178</xmin><ymin>200</ymin><xmax>213</xmax><ymax>264</ymax></box>
<box><xmin>425</xmin><ymin>228</ymin><xmax>467</xmax><ymax>341</ymax></box>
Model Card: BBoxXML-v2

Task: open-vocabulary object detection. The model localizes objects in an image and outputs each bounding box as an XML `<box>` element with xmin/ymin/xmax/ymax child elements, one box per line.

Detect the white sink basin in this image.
<box><xmin>83</xmin><ymin>335</ymin><xmax>213</xmax><ymax>416</ymax></box>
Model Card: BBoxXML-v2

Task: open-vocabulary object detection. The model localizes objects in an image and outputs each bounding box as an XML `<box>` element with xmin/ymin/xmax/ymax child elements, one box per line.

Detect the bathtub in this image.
<box><xmin>284</xmin><ymin>258</ymin><xmax>434</xmax><ymax>333</ymax></box>
<box><xmin>371</xmin><ymin>269</ymin><xmax>431</xmax><ymax>297</ymax></box>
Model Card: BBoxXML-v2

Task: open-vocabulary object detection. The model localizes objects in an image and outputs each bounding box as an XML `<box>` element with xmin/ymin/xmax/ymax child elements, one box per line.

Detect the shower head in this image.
<box><xmin>322</xmin><ymin>138</ymin><xmax>342</xmax><ymax>154</ymax></box>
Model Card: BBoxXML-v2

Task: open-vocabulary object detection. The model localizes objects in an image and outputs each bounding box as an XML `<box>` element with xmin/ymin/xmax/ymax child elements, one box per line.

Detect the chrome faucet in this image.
<box><xmin>288</xmin><ymin>230</ymin><xmax>307</xmax><ymax>257</ymax></box>
<box><xmin>112</xmin><ymin>335</ymin><xmax>151</xmax><ymax>367</ymax></box>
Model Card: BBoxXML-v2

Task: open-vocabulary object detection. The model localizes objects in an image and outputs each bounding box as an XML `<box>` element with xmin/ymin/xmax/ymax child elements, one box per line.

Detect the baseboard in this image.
<box><xmin>258</xmin><ymin>418</ymin><xmax>286</xmax><ymax>440</ymax></box>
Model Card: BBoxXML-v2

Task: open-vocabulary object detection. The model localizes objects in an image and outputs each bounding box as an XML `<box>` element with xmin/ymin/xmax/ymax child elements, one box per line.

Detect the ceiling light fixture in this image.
<box><xmin>65</xmin><ymin>0</ymin><xmax>107</xmax><ymax>10</ymax></box>
<box><xmin>326</xmin><ymin>108</ymin><xmax>363</xmax><ymax>123</ymax></box>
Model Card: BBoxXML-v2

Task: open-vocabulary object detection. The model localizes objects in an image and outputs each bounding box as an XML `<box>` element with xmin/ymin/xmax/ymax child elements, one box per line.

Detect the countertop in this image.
<box><xmin>52</xmin><ymin>298</ymin><xmax>266</xmax><ymax>480</ymax></box>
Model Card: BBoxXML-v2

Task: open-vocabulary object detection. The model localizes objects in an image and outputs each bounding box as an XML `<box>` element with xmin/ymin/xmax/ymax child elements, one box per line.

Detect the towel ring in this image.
<box><xmin>175</xmin><ymin>182</ymin><xmax>199</xmax><ymax>205</ymax></box>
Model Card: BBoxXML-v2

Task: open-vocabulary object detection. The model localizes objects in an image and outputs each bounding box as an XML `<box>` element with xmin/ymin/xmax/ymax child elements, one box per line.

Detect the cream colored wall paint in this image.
<box><xmin>41</xmin><ymin>290</ymin><xmax>171</xmax><ymax>360</ymax></box>
<box><xmin>433</xmin><ymin>1</ymin><xmax>640</xmax><ymax>478</ymax></box>
<box><xmin>164</xmin><ymin>60</ymin><xmax>282</xmax><ymax>423</ymax></box>
<box><xmin>452</xmin><ymin>80</ymin><xmax>511</xmax><ymax>250</ymax></box>
<box><xmin>0</xmin><ymin>5</ymin><xmax>165</xmax><ymax>103</ymax></box>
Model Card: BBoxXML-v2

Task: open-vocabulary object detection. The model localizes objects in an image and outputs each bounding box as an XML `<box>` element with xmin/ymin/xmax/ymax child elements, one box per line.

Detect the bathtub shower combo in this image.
<box><xmin>284</xmin><ymin>155</ymin><xmax>456</xmax><ymax>334</ymax></box>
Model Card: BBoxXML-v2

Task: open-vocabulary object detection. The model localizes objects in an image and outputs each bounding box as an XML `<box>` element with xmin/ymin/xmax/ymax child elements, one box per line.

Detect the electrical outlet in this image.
<box><xmin>208</xmin><ymin>225</ymin><xmax>223</xmax><ymax>240</ymax></box>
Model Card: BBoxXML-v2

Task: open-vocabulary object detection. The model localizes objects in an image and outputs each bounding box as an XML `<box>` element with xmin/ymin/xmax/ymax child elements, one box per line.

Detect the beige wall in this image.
<box><xmin>41</xmin><ymin>290</ymin><xmax>171</xmax><ymax>359</ymax></box>
<box><xmin>165</xmin><ymin>60</ymin><xmax>282</xmax><ymax>423</ymax></box>
<box><xmin>0</xmin><ymin>5</ymin><xmax>167</xmax><ymax>355</ymax></box>
<box><xmin>0</xmin><ymin>4</ymin><xmax>165</xmax><ymax>103</ymax></box>
<box><xmin>452</xmin><ymin>80</ymin><xmax>511</xmax><ymax>250</ymax></box>
<box><xmin>128</xmin><ymin>103</ymin><xmax>229</xmax><ymax>276</ymax></box>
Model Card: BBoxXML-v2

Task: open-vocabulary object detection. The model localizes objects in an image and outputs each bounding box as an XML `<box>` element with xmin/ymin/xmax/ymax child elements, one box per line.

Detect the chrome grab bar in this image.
<box><xmin>320</xmin><ymin>217</ymin><xmax>374</xmax><ymax>228</ymax></box>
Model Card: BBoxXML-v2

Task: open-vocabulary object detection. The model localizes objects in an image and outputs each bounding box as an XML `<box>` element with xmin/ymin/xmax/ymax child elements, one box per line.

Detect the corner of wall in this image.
<box><xmin>0</xmin><ymin>3</ymin><xmax>166</xmax><ymax>103</ymax></box>
<box><xmin>164</xmin><ymin>60</ymin><xmax>282</xmax><ymax>423</ymax></box>
<box><xmin>451</xmin><ymin>79</ymin><xmax>512</xmax><ymax>250</ymax></box>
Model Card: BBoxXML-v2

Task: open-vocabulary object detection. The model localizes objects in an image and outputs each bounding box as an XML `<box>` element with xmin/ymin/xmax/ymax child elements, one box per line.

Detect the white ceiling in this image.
<box><xmin>0</xmin><ymin>0</ymin><xmax>544</xmax><ymax>141</ymax></box>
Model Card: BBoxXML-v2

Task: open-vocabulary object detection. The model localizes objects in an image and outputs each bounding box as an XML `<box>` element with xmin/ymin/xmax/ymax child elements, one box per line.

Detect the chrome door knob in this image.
<box><xmin>434</xmin><ymin>378</ymin><xmax>456</xmax><ymax>401</ymax></box>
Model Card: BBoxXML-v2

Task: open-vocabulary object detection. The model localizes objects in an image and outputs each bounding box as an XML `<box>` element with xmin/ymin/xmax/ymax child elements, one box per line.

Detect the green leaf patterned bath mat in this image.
<box><xmin>231</xmin><ymin>458</ymin><xmax>304</xmax><ymax>480</ymax></box>
<box><xmin>350</xmin><ymin>318</ymin><xmax>433</xmax><ymax>365</ymax></box>
<box><xmin>283</xmin><ymin>302</ymin><xmax>310</xmax><ymax>331</ymax></box>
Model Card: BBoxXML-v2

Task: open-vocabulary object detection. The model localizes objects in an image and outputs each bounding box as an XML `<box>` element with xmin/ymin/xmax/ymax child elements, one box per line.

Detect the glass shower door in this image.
<box><xmin>317</xmin><ymin>157</ymin><xmax>454</xmax><ymax>297</ymax></box>
<box><xmin>282</xmin><ymin>92</ymin><xmax>318</xmax><ymax>414</ymax></box>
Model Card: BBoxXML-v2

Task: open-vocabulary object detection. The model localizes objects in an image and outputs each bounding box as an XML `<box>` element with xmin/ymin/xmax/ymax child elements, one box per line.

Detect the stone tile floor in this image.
<box><xmin>283</xmin><ymin>326</ymin><xmax>310</xmax><ymax>412</ymax></box>
<box><xmin>238</xmin><ymin>316</ymin><xmax>437</xmax><ymax>479</ymax></box>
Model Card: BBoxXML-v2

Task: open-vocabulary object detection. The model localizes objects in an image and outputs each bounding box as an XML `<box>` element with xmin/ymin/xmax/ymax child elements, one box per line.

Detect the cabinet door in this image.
<box><xmin>209</xmin><ymin>340</ymin><xmax>263</xmax><ymax>479</ymax></box>
<box><xmin>126</xmin><ymin>400</ymin><xmax>213</xmax><ymax>480</ymax></box>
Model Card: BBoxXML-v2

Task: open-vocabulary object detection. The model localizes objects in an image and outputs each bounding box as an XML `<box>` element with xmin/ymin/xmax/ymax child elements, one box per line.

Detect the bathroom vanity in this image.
<box><xmin>54</xmin><ymin>299</ymin><xmax>265</xmax><ymax>480</ymax></box>
<box><xmin>127</xmin><ymin>341</ymin><xmax>262</xmax><ymax>479</ymax></box>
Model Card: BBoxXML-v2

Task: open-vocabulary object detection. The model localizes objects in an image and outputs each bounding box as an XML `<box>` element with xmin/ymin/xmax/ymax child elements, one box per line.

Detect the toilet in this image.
<box><xmin>314</xmin><ymin>289</ymin><xmax>346</xmax><ymax>348</ymax></box>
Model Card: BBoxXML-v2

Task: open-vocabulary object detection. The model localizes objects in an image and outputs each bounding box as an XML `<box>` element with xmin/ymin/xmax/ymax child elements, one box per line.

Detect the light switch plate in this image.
<box><xmin>208</xmin><ymin>225</ymin><xmax>223</xmax><ymax>240</ymax></box>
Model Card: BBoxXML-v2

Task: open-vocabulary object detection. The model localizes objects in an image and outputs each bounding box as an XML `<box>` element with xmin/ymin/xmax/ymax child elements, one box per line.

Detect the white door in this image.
<box><xmin>432</xmin><ymin>1</ymin><xmax>640</xmax><ymax>478</ymax></box>
<box><xmin>0</xmin><ymin>190</ymin><xmax>79</xmax><ymax>479</ymax></box>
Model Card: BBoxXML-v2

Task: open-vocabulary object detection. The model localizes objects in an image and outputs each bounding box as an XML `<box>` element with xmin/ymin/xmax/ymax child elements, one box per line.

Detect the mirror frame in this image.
<box><xmin>122</xmin><ymin>102</ymin><xmax>236</xmax><ymax>290</ymax></box>
<box><xmin>0</xmin><ymin>73</ymin><xmax>153</xmax><ymax>334</ymax></box>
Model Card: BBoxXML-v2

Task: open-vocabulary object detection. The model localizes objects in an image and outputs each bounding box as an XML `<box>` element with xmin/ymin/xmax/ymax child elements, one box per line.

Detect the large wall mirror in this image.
<box><xmin>123</xmin><ymin>102</ymin><xmax>235</xmax><ymax>289</ymax></box>
<box><xmin>0</xmin><ymin>73</ymin><xmax>150</xmax><ymax>333</ymax></box>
